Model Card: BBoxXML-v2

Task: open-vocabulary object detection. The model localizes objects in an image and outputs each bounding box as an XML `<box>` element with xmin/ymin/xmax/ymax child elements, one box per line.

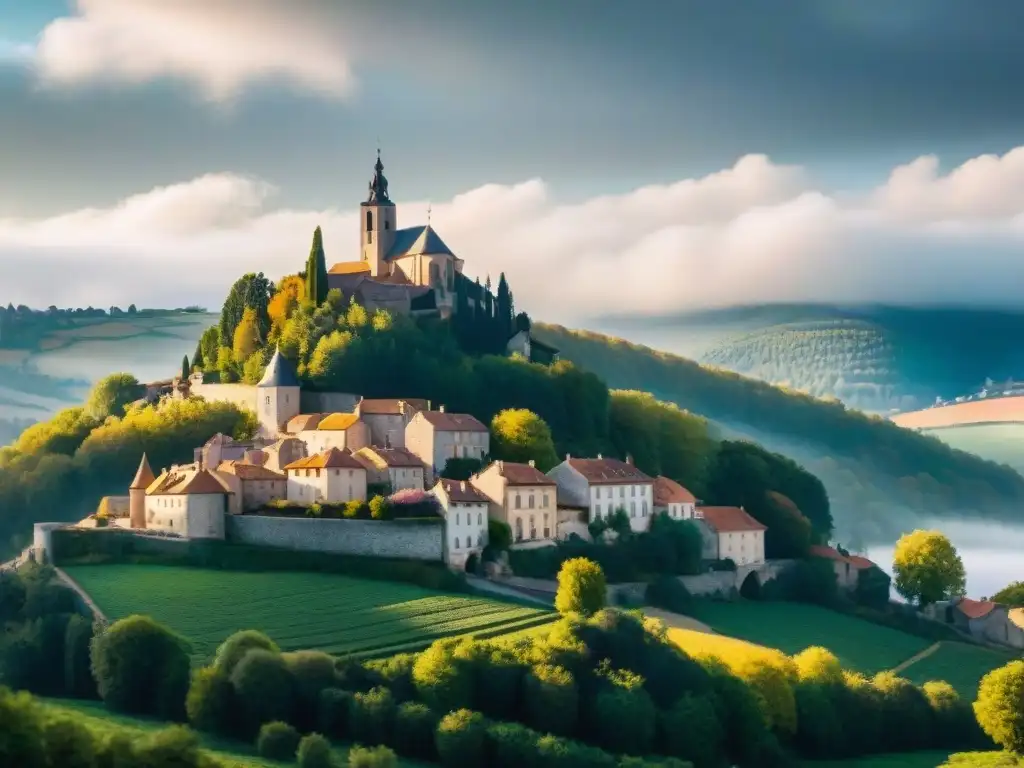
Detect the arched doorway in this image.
<box><xmin>465</xmin><ymin>553</ymin><xmax>480</xmax><ymax>575</ymax></box>
<box><xmin>740</xmin><ymin>571</ymin><xmax>762</xmax><ymax>601</ymax></box>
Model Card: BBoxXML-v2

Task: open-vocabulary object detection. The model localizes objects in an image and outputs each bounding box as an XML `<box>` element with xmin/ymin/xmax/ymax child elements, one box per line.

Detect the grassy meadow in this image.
<box><xmin>64</xmin><ymin>564</ymin><xmax>558</xmax><ymax>662</ymax></box>
<box><xmin>897</xmin><ymin>640</ymin><xmax>1015</xmax><ymax>699</ymax></box>
<box><xmin>922</xmin><ymin>423</ymin><xmax>1024</xmax><ymax>475</ymax></box>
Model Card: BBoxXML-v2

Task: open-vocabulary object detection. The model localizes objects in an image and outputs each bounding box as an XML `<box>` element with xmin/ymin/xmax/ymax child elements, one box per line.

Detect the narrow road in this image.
<box><xmin>466</xmin><ymin>575</ymin><xmax>553</xmax><ymax>607</ymax></box>
<box><xmin>53</xmin><ymin>567</ymin><xmax>108</xmax><ymax>624</ymax></box>
<box><xmin>890</xmin><ymin>641</ymin><xmax>942</xmax><ymax>674</ymax></box>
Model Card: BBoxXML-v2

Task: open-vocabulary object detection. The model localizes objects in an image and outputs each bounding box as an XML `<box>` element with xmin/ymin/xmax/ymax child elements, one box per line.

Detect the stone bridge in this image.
<box><xmin>680</xmin><ymin>559</ymin><xmax>796</xmax><ymax>598</ymax></box>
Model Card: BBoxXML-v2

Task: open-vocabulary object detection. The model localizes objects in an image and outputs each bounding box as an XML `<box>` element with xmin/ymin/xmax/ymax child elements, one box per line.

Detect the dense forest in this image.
<box><xmin>536</xmin><ymin>324</ymin><xmax>1024</xmax><ymax>545</ymax></box>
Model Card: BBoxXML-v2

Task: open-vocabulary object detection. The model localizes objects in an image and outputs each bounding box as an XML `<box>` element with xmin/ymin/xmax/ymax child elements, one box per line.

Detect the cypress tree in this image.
<box><xmin>496</xmin><ymin>273</ymin><xmax>512</xmax><ymax>346</ymax></box>
<box><xmin>306</xmin><ymin>226</ymin><xmax>329</xmax><ymax>306</ymax></box>
<box><xmin>181</xmin><ymin>355</ymin><xmax>190</xmax><ymax>381</ymax></box>
<box><xmin>192</xmin><ymin>339</ymin><xmax>204</xmax><ymax>370</ymax></box>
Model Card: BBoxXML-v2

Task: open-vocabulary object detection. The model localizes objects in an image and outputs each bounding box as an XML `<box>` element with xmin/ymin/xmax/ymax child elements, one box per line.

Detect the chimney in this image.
<box><xmin>438</xmin><ymin>404</ymin><xmax>445</xmax><ymax>413</ymax></box>
<box><xmin>528</xmin><ymin>459</ymin><xmax>535</xmax><ymax>468</ymax></box>
<box><xmin>626</xmin><ymin>453</ymin><xmax>634</xmax><ymax>466</ymax></box>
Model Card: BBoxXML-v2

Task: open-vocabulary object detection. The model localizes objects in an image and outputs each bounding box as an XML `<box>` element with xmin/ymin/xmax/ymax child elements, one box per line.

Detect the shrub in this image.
<box><xmin>0</xmin><ymin>687</ymin><xmax>46</xmax><ymax>767</ymax></box>
<box><xmin>924</xmin><ymin>680</ymin><xmax>984</xmax><ymax>750</ymax></box>
<box><xmin>974</xmin><ymin>660</ymin><xmax>1024</xmax><ymax>754</ymax></box>
<box><xmin>555</xmin><ymin>558</ymin><xmax>607</xmax><ymax>617</ymax></box>
<box><xmin>833</xmin><ymin>671</ymin><xmax>882</xmax><ymax>757</ymax></box>
<box><xmin>348</xmin><ymin>745</ymin><xmax>397</xmax><ymax>768</ymax></box>
<box><xmin>872</xmin><ymin>671</ymin><xmax>932</xmax><ymax>752</ymax></box>
<box><xmin>229</xmin><ymin>648</ymin><xmax>296</xmax><ymax>735</ymax></box>
<box><xmin>214</xmin><ymin>630</ymin><xmax>280</xmax><ymax>675</ymax></box>
<box><xmin>486</xmin><ymin>721</ymin><xmax>539</xmax><ymax>768</ymax></box>
<box><xmin>317</xmin><ymin>687</ymin><xmax>352</xmax><ymax>740</ymax></box>
<box><xmin>793</xmin><ymin>681</ymin><xmax>844</xmax><ymax>758</ymax></box>
<box><xmin>43</xmin><ymin>716</ymin><xmax>96</xmax><ymax>768</ymax></box>
<box><xmin>645</xmin><ymin>576</ymin><xmax>691</xmax><ymax>614</ymax></box>
<box><xmin>453</xmin><ymin>641</ymin><xmax>523</xmax><ymax>720</ymax></box>
<box><xmin>186</xmin><ymin>665</ymin><xmax>236</xmax><ymax>735</ymax></box>
<box><xmin>349</xmin><ymin>686</ymin><xmax>395</xmax><ymax>747</ymax></box>
<box><xmin>369</xmin><ymin>495</ymin><xmax>392</xmax><ymax>520</ymax></box>
<box><xmin>657</xmin><ymin>692</ymin><xmax>723</xmax><ymax>766</ymax></box>
<box><xmin>487</xmin><ymin>519</ymin><xmax>512</xmax><ymax>552</ymax></box>
<box><xmin>63</xmin><ymin>614</ymin><xmax>97</xmax><ymax>700</ymax></box>
<box><xmin>364</xmin><ymin>653</ymin><xmax>417</xmax><ymax>702</ymax></box>
<box><xmin>284</xmin><ymin>650</ymin><xmax>339</xmax><ymax>730</ymax></box>
<box><xmin>297</xmin><ymin>733</ymin><xmax>334</xmax><ymax>768</ymax></box>
<box><xmin>412</xmin><ymin>640</ymin><xmax>475</xmax><ymax>713</ymax></box>
<box><xmin>435</xmin><ymin>708</ymin><xmax>487</xmax><ymax>768</ymax></box>
<box><xmin>589</xmin><ymin>673</ymin><xmax>656</xmax><ymax>756</ymax></box>
<box><xmin>133</xmin><ymin>725</ymin><xmax>203</xmax><ymax>767</ymax></box>
<box><xmin>792</xmin><ymin>646</ymin><xmax>843</xmax><ymax>686</ymax></box>
<box><xmin>393</xmin><ymin>701</ymin><xmax>437</xmax><ymax>760</ymax></box>
<box><xmin>523</xmin><ymin>664</ymin><xmax>578</xmax><ymax>736</ymax></box>
<box><xmin>257</xmin><ymin>721</ymin><xmax>301</xmax><ymax>762</ymax></box>
<box><xmin>729</xmin><ymin>651</ymin><xmax>798</xmax><ymax>735</ymax></box>
<box><xmin>90</xmin><ymin>615</ymin><xmax>191</xmax><ymax>719</ymax></box>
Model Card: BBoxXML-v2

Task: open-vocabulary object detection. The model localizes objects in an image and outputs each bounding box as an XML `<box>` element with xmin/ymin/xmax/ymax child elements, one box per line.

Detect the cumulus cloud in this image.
<box><xmin>32</xmin><ymin>0</ymin><xmax>356</xmax><ymax>101</ymax></box>
<box><xmin>5</xmin><ymin>148</ymin><xmax>1024</xmax><ymax>322</ymax></box>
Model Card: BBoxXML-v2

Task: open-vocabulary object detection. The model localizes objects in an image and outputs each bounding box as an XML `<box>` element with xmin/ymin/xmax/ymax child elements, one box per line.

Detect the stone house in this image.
<box><xmin>431</xmin><ymin>478</ymin><xmax>490</xmax><ymax>569</ymax></box>
<box><xmin>354</xmin><ymin>446</ymin><xmax>426</xmax><ymax>492</ymax></box>
<box><xmin>143</xmin><ymin>464</ymin><xmax>233</xmax><ymax>538</ymax></box>
<box><xmin>354</xmin><ymin>398</ymin><xmax>428</xmax><ymax>449</ymax></box>
<box><xmin>261</xmin><ymin>437</ymin><xmax>309</xmax><ymax>473</ymax></box>
<box><xmin>404</xmin><ymin>407</ymin><xmax>490</xmax><ymax>481</ymax></box>
<box><xmin>696</xmin><ymin>506</ymin><xmax>767</xmax><ymax>567</ymax></box>
<box><xmin>470</xmin><ymin>460</ymin><xmax>557</xmax><ymax>544</ymax></box>
<box><xmin>653</xmin><ymin>476</ymin><xmax>698</xmax><ymax>520</ymax></box>
<box><xmin>300</xmin><ymin>412</ymin><xmax>371</xmax><ymax>455</ymax></box>
<box><xmin>284</xmin><ymin>447</ymin><xmax>368</xmax><ymax>505</ymax></box>
<box><xmin>948</xmin><ymin>598</ymin><xmax>1024</xmax><ymax>648</ymax></box>
<box><xmin>214</xmin><ymin>460</ymin><xmax>288</xmax><ymax>514</ymax></box>
<box><xmin>506</xmin><ymin>329</ymin><xmax>560</xmax><ymax>365</ymax></box>
<box><xmin>546</xmin><ymin>454</ymin><xmax>655</xmax><ymax>534</ymax></box>
<box><xmin>809</xmin><ymin>545</ymin><xmax>876</xmax><ymax>590</ymax></box>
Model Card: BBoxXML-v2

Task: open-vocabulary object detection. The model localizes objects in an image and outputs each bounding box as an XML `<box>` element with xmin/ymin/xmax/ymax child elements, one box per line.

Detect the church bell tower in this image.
<box><xmin>361</xmin><ymin>149</ymin><xmax>397</xmax><ymax>277</ymax></box>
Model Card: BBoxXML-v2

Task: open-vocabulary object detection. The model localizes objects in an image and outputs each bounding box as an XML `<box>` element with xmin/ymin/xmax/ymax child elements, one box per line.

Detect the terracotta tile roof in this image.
<box><xmin>699</xmin><ymin>506</ymin><xmax>767</xmax><ymax>533</ymax></box>
<box><xmin>148</xmin><ymin>467</ymin><xmax>233</xmax><ymax>496</ymax></box>
<box><xmin>328</xmin><ymin>261</ymin><xmax>371</xmax><ymax>275</ymax></box>
<box><xmin>316</xmin><ymin>413</ymin><xmax>361</xmax><ymax>431</ymax></box>
<box><xmin>418</xmin><ymin>411</ymin><xmax>488</xmax><ymax>432</ymax></box>
<box><xmin>654</xmin><ymin>475</ymin><xmax>696</xmax><ymax>505</ymax></box>
<box><xmin>284</xmin><ymin>447</ymin><xmax>365</xmax><ymax>471</ymax></box>
<box><xmin>845</xmin><ymin>554</ymin><xmax>876</xmax><ymax>570</ymax></box>
<box><xmin>357</xmin><ymin>398</ymin><xmax>429</xmax><ymax>415</ymax></box>
<box><xmin>288</xmin><ymin>413</ymin><xmax>326</xmax><ymax>432</ymax></box>
<box><xmin>130</xmin><ymin>454</ymin><xmax>156</xmax><ymax>490</ymax></box>
<box><xmin>491</xmin><ymin>460</ymin><xmax>555</xmax><ymax>486</ymax></box>
<box><xmin>437</xmin><ymin>478</ymin><xmax>490</xmax><ymax>504</ymax></box>
<box><xmin>567</xmin><ymin>457</ymin><xmax>653</xmax><ymax>485</ymax></box>
<box><xmin>216</xmin><ymin>460</ymin><xmax>286</xmax><ymax>481</ymax></box>
<box><xmin>956</xmin><ymin>597</ymin><xmax>997</xmax><ymax>620</ymax></box>
<box><xmin>809</xmin><ymin>545</ymin><xmax>876</xmax><ymax>570</ymax></box>
<box><xmin>355</xmin><ymin>446</ymin><xmax>425</xmax><ymax>469</ymax></box>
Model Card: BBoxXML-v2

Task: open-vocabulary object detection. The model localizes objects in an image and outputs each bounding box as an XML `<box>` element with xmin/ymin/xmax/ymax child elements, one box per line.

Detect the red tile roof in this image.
<box><xmin>654</xmin><ymin>475</ymin><xmax>696</xmax><ymax>505</ymax></box>
<box><xmin>493</xmin><ymin>461</ymin><xmax>556</xmax><ymax>486</ymax></box>
<box><xmin>284</xmin><ymin>447</ymin><xmax>365</xmax><ymax>471</ymax></box>
<box><xmin>699</xmin><ymin>506</ymin><xmax>767</xmax><ymax>533</ymax></box>
<box><xmin>418</xmin><ymin>411</ymin><xmax>488</xmax><ymax>432</ymax></box>
<box><xmin>358</xmin><ymin>398</ymin><xmax>429</xmax><ymax>415</ymax></box>
<box><xmin>810</xmin><ymin>545</ymin><xmax>876</xmax><ymax>570</ymax></box>
<box><xmin>437</xmin><ymin>478</ymin><xmax>490</xmax><ymax>504</ymax></box>
<box><xmin>567</xmin><ymin>457</ymin><xmax>653</xmax><ymax>485</ymax></box>
<box><xmin>956</xmin><ymin>597</ymin><xmax>997</xmax><ymax>620</ymax></box>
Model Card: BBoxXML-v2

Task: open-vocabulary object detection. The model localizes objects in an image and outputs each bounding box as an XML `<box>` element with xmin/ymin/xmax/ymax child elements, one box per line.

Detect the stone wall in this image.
<box><xmin>301</xmin><ymin>391</ymin><xmax>361</xmax><ymax>414</ymax></box>
<box><xmin>189</xmin><ymin>382</ymin><xmax>257</xmax><ymax>411</ymax></box>
<box><xmin>227</xmin><ymin>515</ymin><xmax>443</xmax><ymax>561</ymax></box>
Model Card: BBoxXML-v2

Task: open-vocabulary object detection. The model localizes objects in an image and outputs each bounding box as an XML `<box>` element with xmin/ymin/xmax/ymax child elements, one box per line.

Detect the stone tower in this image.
<box><xmin>360</xmin><ymin>149</ymin><xmax>397</xmax><ymax>277</ymax></box>
<box><xmin>256</xmin><ymin>347</ymin><xmax>302</xmax><ymax>436</ymax></box>
<box><xmin>129</xmin><ymin>453</ymin><xmax>155</xmax><ymax>529</ymax></box>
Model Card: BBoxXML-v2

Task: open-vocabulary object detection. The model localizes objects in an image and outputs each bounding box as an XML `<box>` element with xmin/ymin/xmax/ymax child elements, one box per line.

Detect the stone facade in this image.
<box><xmin>471</xmin><ymin>460</ymin><xmax>557</xmax><ymax>545</ymax></box>
<box><xmin>405</xmin><ymin>408</ymin><xmax>490</xmax><ymax>480</ymax></box>
<box><xmin>547</xmin><ymin>455</ymin><xmax>654</xmax><ymax>534</ymax></box>
<box><xmin>227</xmin><ymin>515</ymin><xmax>443</xmax><ymax>561</ymax></box>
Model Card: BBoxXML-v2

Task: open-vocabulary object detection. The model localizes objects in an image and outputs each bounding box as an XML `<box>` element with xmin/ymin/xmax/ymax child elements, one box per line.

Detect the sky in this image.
<box><xmin>4</xmin><ymin>0</ymin><xmax>1024</xmax><ymax>324</ymax></box>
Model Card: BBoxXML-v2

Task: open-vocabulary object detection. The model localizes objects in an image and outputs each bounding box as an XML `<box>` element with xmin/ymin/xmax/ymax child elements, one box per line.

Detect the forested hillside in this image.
<box><xmin>535</xmin><ymin>323</ymin><xmax>1024</xmax><ymax>545</ymax></box>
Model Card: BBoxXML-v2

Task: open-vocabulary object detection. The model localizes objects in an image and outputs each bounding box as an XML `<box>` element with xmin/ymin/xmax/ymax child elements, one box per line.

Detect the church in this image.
<box><xmin>326</xmin><ymin>151</ymin><xmax>464</xmax><ymax>318</ymax></box>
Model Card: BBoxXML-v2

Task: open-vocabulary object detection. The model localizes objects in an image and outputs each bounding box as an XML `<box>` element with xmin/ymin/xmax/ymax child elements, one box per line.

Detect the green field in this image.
<box><xmin>897</xmin><ymin>641</ymin><xmax>1015</xmax><ymax>698</ymax></box>
<box><xmin>64</xmin><ymin>564</ymin><xmax>557</xmax><ymax>661</ymax></box>
<box><xmin>804</xmin><ymin>753</ymin><xmax>1024</xmax><ymax>767</ymax></box>
<box><xmin>689</xmin><ymin>600</ymin><xmax>930</xmax><ymax>673</ymax></box>
<box><xmin>924</xmin><ymin>424</ymin><xmax>1024</xmax><ymax>474</ymax></box>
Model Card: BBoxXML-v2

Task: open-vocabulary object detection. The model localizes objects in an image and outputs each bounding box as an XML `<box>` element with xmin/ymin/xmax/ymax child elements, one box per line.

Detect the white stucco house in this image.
<box><xmin>431</xmin><ymin>478</ymin><xmax>490</xmax><ymax>569</ymax></box>
<box><xmin>298</xmin><ymin>412</ymin><xmax>371</xmax><ymax>455</ymax></box>
<box><xmin>653</xmin><ymin>475</ymin><xmax>698</xmax><ymax>520</ymax></box>
<box><xmin>404</xmin><ymin>407</ymin><xmax>489</xmax><ymax>481</ymax></box>
<box><xmin>143</xmin><ymin>465</ymin><xmax>233</xmax><ymax>539</ymax></box>
<box><xmin>546</xmin><ymin>454</ymin><xmax>655</xmax><ymax>534</ymax></box>
<box><xmin>284</xmin><ymin>447</ymin><xmax>368</xmax><ymax>505</ymax></box>
<box><xmin>214</xmin><ymin>460</ymin><xmax>288</xmax><ymax>515</ymax></box>
<box><xmin>470</xmin><ymin>460</ymin><xmax>557</xmax><ymax>545</ymax></box>
<box><xmin>696</xmin><ymin>506</ymin><xmax>767</xmax><ymax>566</ymax></box>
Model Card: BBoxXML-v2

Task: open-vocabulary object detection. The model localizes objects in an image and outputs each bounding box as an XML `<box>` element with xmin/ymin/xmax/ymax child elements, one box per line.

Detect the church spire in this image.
<box><xmin>366</xmin><ymin>147</ymin><xmax>392</xmax><ymax>205</ymax></box>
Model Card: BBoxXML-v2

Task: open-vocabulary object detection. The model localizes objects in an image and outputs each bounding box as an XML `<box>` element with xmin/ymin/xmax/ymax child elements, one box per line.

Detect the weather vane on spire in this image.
<box><xmin>427</xmin><ymin>202</ymin><xmax>432</xmax><ymax>226</ymax></box>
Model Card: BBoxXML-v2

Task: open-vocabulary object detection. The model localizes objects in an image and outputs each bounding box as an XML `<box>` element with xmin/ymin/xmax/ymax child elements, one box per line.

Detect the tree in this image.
<box><xmin>496</xmin><ymin>272</ymin><xmax>512</xmax><ymax>343</ymax></box>
<box><xmin>268</xmin><ymin>275</ymin><xmax>305</xmax><ymax>333</ymax></box>
<box><xmin>85</xmin><ymin>373</ymin><xmax>143</xmax><ymax>421</ymax></box>
<box><xmin>554</xmin><ymin>557</ymin><xmax>606</xmax><ymax>617</ymax></box>
<box><xmin>219</xmin><ymin>272</ymin><xmax>273</xmax><ymax>347</ymax></box>
<box><xmin>232</xmin><ymin>307</ymin><xmax>262</xmax><ymax>364</ymax></box>
<box><xmin>198</xmin><ymin>326</ymin><xmax>219</xmax><ymax>372</ymax></box>
<box><xmin>993</xmin><ymin>581</ymin><xmax>1024</xmax><ymax>607</ymax></box>
<box><xmin>180</xmin><ymin>355</ymin><xmax>190</xmax><ymax>381</ymax></box>
<box><xmin>490</xmin><ymin>409</ymin><xmax>559</xmax><ymax>471</ymax></box>
<box><xmin>975</xmin><ymin>661</ymin><xmax>1024</xmax><ymax>754</ymax></box>
<box><xmin>892</xmin><ymin>530</ymin><xmax>966</xmax><ymax>606</ymax></box>
<box><xmin>305</xmin><ymin>227</ymin><xmax>329</xmax><ymax>306</ymax></box>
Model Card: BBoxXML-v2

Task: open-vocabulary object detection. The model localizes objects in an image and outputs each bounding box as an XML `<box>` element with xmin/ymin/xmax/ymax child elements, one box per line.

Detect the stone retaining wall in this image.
<box><xmin>227</xmin><ymin>515</ymin><xmax>443</xmax><ymax>561</ymax></box>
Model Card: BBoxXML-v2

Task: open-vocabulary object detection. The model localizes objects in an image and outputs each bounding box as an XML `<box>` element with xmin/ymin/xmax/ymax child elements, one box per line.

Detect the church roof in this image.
<box><xmin>257</xmin><ymin>348</ymin><xmax>300</xmax><ymax>388</ymax></box>
<box><xmin>386</xmin><ymin>225</ymin><xmax>455</xmax><ymax>261</ymax></box>
<box><xmin>328</xmin><ymin>262</ymin><xmax>371</xmax><ymax>275</ymax></box>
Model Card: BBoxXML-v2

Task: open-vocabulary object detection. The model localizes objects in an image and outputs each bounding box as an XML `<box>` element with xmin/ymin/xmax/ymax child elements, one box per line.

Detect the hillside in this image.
<box><xmin>534</xmin><ymin>323</ymin><xmax>1024</xmax><ymax>546</ymax></box>
<box><xmin>598</xmin><ymin>304</ymin><xmax>1024</xmax><ymax>414</ymax></box>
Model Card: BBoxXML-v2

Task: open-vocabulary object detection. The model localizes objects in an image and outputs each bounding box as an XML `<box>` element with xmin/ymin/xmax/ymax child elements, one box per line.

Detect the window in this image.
<box><xmin>454</xmin><ymin>537</ymin><xmax>460</xmax><ymax>550</ymax></box>
<box><xmin>515</xmin><ymin>494</ymin><xmax>521</xmax><ymax>509</ymax></box>
<box><xmin>619</xmin><ymin>487</ymin><xmax>625</xmax><ymax>498</ymax></box>
<box><xmin>543</xmin><ymin>493</ymin><xmax>549</xmax><ymax>507</ymax></box>
<box><xmin>477</xmin><ymin>512</ymin><xmax>483</xmax><ymax>525</ymax></box>
<box><xmin>315</xmin><ymin>469</ymin><xmax>321</xmax><ymax>478</ymax></box>
<box><xmin>630</xmin><ymin>502</ymin><xmax>636</xmax><ymax>517</ymax></box>
<box><xmin>595</xmin><ymin>503</ymin><xmax>601</xmax><ymax>517</ymax></box>
<box><xmin>631</xmin><ymin>486</ymin><xmax>636</xmax><ymax>497</ymax></box>
<box><xmin>478</xmin><ymin>535</ymin><xmax>484</xmax><ymax>547</ymax></box>
<box><xmin>528</xmin><ymin>495</ymin><xmax>535</xmax><ymax>509</ymax></box>
<box><xmin>265</xmin><ymin>396</ymin><xmax>271</xmax><ymax>406</ymax></box>
<box><xmin>529</xmin><ymin>516</ymin><xmax>537</xmax><ymax>539</ymax></box>
<box><xmin>456</xmin><ymin>513</ymin><xmax>460</xmax><ymax>526</ymax></box>
<box><xmin>543</xmin><ymin>513</ymin><xmax>550</xmax><ymax>539</ymax></box>
<box><xmin>514</xmin><ymin>518</ymin><xmax>523</xmax><ymax>542</ymax></box>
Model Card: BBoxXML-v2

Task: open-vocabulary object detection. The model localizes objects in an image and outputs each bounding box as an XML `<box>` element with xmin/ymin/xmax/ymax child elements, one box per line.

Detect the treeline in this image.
<box><xmin>537</xmin><ymin>324</ymin><xmax>1024</xmax><ymax>537</ymax></box>
<box><xmin>0</xmin><ymin>303</ymin><xmax>205</xmax><ymax>348</ymax></box>
<box><xmin>0</xmin><ymin>375</ymin><xmax>256</xmax><ymax>559</ymax></box>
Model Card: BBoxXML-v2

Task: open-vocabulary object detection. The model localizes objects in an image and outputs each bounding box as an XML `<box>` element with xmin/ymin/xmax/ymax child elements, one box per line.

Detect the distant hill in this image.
<box><xmin>535</xmin><ymin>323</ymin><xmax>1024</xmax><ymax>547</ymax></box>
<box><xmin>595</xmin><ymin>304</ymin><xmax>1024</xmax><ymax>414</ymax></box>
<box><xmin>0</xmin><ymin>311</ymin><xmax>213</xmax><ymax>445</ymax></box>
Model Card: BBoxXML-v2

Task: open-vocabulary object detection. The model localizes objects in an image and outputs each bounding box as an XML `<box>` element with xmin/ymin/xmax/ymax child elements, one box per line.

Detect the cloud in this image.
<box><xmin>32</xmin><ymin>0</ymin><xmax>356</xmax><ymax>101</ymax></box>
<box><xmin>6</xmin><ymin>148</ymin><xmax>1024</xmax><ymax>321</ymax></box>
<box><xmin>0</xmin><ymin>39</ymin><xmax>35</xmax><ymax>64</ymax></box>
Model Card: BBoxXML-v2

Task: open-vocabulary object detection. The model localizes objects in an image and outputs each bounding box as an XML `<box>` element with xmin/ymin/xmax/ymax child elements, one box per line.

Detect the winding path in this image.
<box><xmin>890</xmin><ymin>641</ymin><xmax>942</xmax><ymax>674</ymax></box>
<box><xmin>53</xmin><ymin>567</ymin><xmax>108</xmax><ymax>624</ymax></box>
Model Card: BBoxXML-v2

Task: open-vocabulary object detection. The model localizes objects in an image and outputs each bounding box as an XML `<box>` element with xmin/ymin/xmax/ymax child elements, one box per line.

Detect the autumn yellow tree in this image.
<box><xmin>268</xmin><ymin>275</ymin><xmax>304</xmax><ymax>333</ymax></box>
<box><xmin>892</xmin><ymin>529</ymin><xmax>966</xmax><ymax>606</ymax></box>
<box><xmin>232</xmin><ymin>307</ymin><xmax>262</xmax><ymax>364</ymax></box>
<box><xmin>490</xmin><ymin>408</ymin><xmax>559</xmax><ymax>471</ymax></box>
